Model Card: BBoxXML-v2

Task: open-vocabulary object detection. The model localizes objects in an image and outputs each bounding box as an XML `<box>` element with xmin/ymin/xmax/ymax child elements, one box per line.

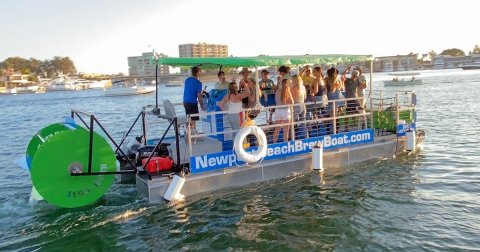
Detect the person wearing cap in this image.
<box><xmin>183</xmin><ymin>66</ymin><xmax>205</xmax><ymax>132</ymax></box>
<box><xmin>215</xmin><ymin>71</ymin><xmax>229</xmax><ymax>90</ymax></box>
<box><xmin>343</xmin><ymin>69</ymin><xmax>361</xmax><ymax>131</ymax></box>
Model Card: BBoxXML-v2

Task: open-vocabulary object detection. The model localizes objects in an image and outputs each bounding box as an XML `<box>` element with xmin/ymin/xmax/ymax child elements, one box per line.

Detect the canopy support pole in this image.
<box><xmin>255</xmin><ymin>67</ymin><xmax>259</xmax><ymax>108</ymax></box>
<box><xmin>369</xmin><ymin>60</ymin><xmax>374</xmax><ymax>129</ymax></box>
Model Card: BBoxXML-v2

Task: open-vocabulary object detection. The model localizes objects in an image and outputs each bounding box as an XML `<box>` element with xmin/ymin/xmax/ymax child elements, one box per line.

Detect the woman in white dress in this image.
<box><xmin>273</xmin><ymin>79</ymin><xmax>294</xmax><ymax>143</ymax></box>
<box><xmin>219</xmin><ymin>81</ymin><xmax>250</xmax><ymax>137</ymax></box>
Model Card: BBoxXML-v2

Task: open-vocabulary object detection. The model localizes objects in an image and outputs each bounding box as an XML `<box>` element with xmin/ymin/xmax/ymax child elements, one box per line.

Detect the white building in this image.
<box><xmin>128</xmin><ymin>52</ymin><xmax>169</xmax><ymax>76</ymax></box>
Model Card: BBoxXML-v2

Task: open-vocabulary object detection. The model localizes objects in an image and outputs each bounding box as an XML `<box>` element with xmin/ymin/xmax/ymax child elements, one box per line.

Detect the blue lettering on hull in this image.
<box><xmin>190</xmin><ymin>129</ymin><xmax>374</xmax><ymax>174</ymax></box>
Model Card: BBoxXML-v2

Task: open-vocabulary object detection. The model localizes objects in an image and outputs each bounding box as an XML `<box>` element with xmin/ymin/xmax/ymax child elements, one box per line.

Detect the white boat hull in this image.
<box><xmin>136</xmin><ymin>133</ymin><xmax>425</xmax><ymax>203</ymax></box>
<box><xmin>5</xmin><ymin>87</ymin><xmax>36</xmax><ymax>94</ymax></box>
<box><xmin>461</xmin><ymin>64</ymin><xmax>480</xmax><ymax>70</ymax></box>
<box><xmin>104</xmin><ymin>86</ymin><xmax>156</xmax><ymax>96</ymax></box>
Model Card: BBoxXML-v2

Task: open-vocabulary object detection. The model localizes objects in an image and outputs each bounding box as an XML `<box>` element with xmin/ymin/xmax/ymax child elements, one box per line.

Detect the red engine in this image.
<box><xmin>141</xmin><ymin>156</ymin><xmax>173</xmax><ymax>173</ymax></box>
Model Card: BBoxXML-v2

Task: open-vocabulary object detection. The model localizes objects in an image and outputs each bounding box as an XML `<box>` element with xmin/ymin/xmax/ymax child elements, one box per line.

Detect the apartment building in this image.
<box><xmin>179</xmin><ymin>43</ymin><xmax>228</xmax><ymax>58</ymax></box>
<box><xmin>128</xmin><ymin>52</ymin><xmax>169</xmax><ymax>76</ymax></box>
<box><xmin>373</xmin><ymin>54</ymin><xmax>418</xmax><ymax>72</ymax></box>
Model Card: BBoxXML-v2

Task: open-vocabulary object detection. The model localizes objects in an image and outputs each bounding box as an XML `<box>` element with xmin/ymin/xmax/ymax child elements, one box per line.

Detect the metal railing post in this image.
<box><xmin>333</xmin><ymin>100</ymin><xmax>337</xmax><ymax>134</ymax></box>
<box><xmin>174</xmin><ymin>117</ymin><xmax>181</xmax><ymax>170</ymax></box>
<box><xmin>187</xmin><ymin>116</ymin><xmax>193</xmax><ymax>157</ymax></box>
<box><xmin>290</xmin><ymin>104</ymin><xmax>295</xmax><ymax>141</ymax></box>
<box><xmin>87</xmin><ymin>115</ymin><xmax>94</xmax><ymax>174</ymax></box>
<box><xmin>395</xmin><ymin>93</ymin><xmax>400</xmax><ymax>125</ymax></box>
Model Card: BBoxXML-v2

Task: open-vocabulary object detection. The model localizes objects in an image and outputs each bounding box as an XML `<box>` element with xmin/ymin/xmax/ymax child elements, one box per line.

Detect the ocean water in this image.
<box><xmin>1</xmin><ymin>69</ymin><xmax>480</xmax><ymax>251</ymax></box>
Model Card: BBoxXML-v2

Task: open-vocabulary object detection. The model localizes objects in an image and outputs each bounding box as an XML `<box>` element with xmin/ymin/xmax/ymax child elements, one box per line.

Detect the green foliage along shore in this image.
<box><xmin>0</xmin><ymin>56</ymin><xmax>76</xmax><ymax>81</ymax></box>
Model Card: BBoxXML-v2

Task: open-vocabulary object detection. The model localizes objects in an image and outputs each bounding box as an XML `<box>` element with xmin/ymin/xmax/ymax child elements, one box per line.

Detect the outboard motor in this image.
<box><xmin>118</xmin><ymin>136</ymin><xmax>143</xmax><ymax>160</ymax></box>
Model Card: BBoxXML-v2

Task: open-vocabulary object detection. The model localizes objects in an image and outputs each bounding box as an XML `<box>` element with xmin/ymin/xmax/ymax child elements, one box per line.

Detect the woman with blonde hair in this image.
<box><xmin>218</xmin><ymin>81</ymin><xmax>250</xmax><ymax>137</ymax></box>
<box><xmin>273</xmin><ymin>79</ymin><xmax>294</xmax><ymax>143</ymax></box>
<box><xmin>325</xmin><ymin>67</ymin><xmax>346</xmax><ymax>133</ymax></box>
<box><xmin>291</xmin><ymin>74</ymin><xmax>306</xmax><ymax>121</ymax></box>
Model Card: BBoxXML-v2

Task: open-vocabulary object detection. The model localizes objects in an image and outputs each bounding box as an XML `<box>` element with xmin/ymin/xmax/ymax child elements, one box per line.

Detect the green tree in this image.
<box><xmin>473</xmin><ymin>45</ymin><xmax>480</xmax><ymax>54</ymax></box>
<box><xmin>0</xmin><ymin>56</ymin><xmax>76</xmax><ymax>78</ymax></box>
<box><xmin>440</xmin><ymin>48</ymin><xmax>466</xmax><ymax>57</ymax></box>
<box><xmin>50</xmin><ymin>56</ymin><xmax>77</xmax><ymax>75</ymax></box>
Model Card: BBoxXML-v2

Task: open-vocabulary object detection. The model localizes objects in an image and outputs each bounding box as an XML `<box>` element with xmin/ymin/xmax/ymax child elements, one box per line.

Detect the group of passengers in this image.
<box><xmin>182</xmin><ymin>64</ymin><xmax>367</xmax><ymax>143</ymax></box>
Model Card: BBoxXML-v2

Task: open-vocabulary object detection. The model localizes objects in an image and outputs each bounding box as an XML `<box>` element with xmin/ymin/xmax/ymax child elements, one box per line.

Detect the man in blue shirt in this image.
<box><xmin>183</xmin><ymin>66</ymin><xmax>205</xmax><ymax>132</ymax></box>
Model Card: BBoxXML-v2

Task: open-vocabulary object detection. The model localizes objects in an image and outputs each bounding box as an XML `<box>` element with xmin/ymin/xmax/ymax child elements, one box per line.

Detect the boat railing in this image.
<box><xmin>136</xmin><ymin>91</ymin><xmax>416</xmax><ymax>164</ymax></box>
<box><xmin>183</xmin><ymin>97</ymin><xmax>366</xmax><ymax>156</ymax></box>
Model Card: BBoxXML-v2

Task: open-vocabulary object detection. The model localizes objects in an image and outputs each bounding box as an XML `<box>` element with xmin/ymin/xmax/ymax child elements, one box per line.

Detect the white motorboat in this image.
<box><xmin>461</xmin><ymin>62</ymin><xmax>480</xmax><ymax>70</ymax></box>
<box><xmin>3</xmin><ymin>87</ymin><xmax>36</xmax><ymax>94</ymax></box>
<box><xmin>104</xmin><ymin>85</ymin><xmax>156</xmax><ymax>96</ymax></box>
<box><xmin>88</xmin><ymin>80</ymin><xmax>111</xmax><ymax>89</ymax></box>
<box><xmin>46</xmin><ymin>82</ymin><xmax>76</xmax><ymax>91</ymax></box>
<box><xmin>165</xmin><ymin>81</ymin><xmax>184</xmax><ymax>87</ymax></box>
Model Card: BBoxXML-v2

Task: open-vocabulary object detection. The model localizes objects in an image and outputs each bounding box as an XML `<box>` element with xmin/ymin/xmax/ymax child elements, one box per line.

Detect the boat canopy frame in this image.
<box><xmin>156</xmin><ymin>54</ymin><xmax>373</xmax><ymax>67</ymax></box>
<box><xmin>157</xmin><ymin>54</ymin><xmax>375</xmax><ymax>109</ymax></box>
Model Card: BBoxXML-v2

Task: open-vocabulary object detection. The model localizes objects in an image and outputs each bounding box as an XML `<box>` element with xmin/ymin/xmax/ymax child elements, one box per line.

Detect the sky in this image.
<box><xmin>1</xmin><ymin>0</ymin><xmax>479</xmax><ymax>74</ymax></box>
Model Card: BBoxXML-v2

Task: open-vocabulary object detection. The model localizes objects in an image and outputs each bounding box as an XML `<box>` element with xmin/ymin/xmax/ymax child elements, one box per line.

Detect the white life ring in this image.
<box><xmin>234</xmin><ymin>126</ymin><xmax>268</xmax><ymax>164</ymax></box>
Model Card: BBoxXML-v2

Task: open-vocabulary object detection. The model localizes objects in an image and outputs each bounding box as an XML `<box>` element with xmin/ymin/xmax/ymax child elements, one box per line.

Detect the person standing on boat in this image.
<box><xmin>325</xmin><ymin>67</ymin><xmax>345</xmax><ymax>134</ymax></box>
<box><xmin>215</xmin><ymin>71</ymin><xmax>229</xmax><ymax>90</ymax></box>
<box><xmin>259</xmin><ymin>69</ymin><xmax>275</xmax><ymax>102</ymax></box>
<box><xmin>269</xmin><ymin>65</ymin><xmax>290</xmax><ymax>123</ymax></box>
<box><xmin>300</xmin><ymin>65</ymin><xmax>314</xmax><ymax>96</ymax></box>
<box><xmin>218</xmin><ymin>81</ymin><xmax>250</xmax><ymax>137</ymax></box>
<box><xmin>310</xmin><ymin>66</ymin><xmax>328</xmax><ymax>113</ymax></box>
<box><xmin>291</xmin><ymin>75</ymin><xmax>308</xmax><ymax>138</ymax></box>
<box><xmin>354</xmin><ymin>66</ymin><xmax>367</xmax><ymax>108</ymax></box>
<box><xmin>239</xmin><ymin>67</ymin><xmax>253</xmax><ymax>109</ymax></box>
<box><xmin>273</xmin><ymin>79</ymin><xmax>294</xmax><ymax>143</ymax></box>
<box><xmin>183</xmin><ymin>66</ymin><xmax>205</xmax><ymax>133</ymax></box>
<box><xmin>343</xmin><ymin>70</ymin><xmax>361</xmax><ymax>131</ymax></box>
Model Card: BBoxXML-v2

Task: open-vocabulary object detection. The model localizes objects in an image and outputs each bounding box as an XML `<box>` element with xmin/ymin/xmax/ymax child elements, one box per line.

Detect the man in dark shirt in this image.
<box><xmin>183</xmin><ymin>66</ymin><xmax>205</xmax><ymax>132</ymax></box>
<box><xmin>343</xmin><ymin>70</ymin><xmax>360</xmax><ymax>131</ymax></box>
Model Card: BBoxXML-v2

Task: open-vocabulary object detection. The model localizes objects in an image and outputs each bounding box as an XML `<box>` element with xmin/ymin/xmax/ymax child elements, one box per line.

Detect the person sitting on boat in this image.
<box><xmin>273</xmin><ymin>79</ymin><xmax>294</xmax><ymax>143</ymax></box>
<box><xmin>259</xmin><ymin>69</ymin><xmax>275</xmax><ymax>102</ymax></box>
<box><xmin>183</xmin><ymin>66</ymin><xmax>205</xmax><ymax>133</ymax></box>
<box><xmin>354</xmin><ymin>66</ymin><xmax>367</xmax><ymax>108</ymax></box>
<box><xmin>344</xmin><ymin>70</ymin><xmax>361</xmax><ymax>131</ymax></box>
<box><xmin>218</xmin><ymin>81</ymin><xmax>250</xmax><ymax>138</ymax></box>
<box><xmin>215</xmin><ymin>71</ymin><xmax>229</xmax><ymax>90</ymax></box>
